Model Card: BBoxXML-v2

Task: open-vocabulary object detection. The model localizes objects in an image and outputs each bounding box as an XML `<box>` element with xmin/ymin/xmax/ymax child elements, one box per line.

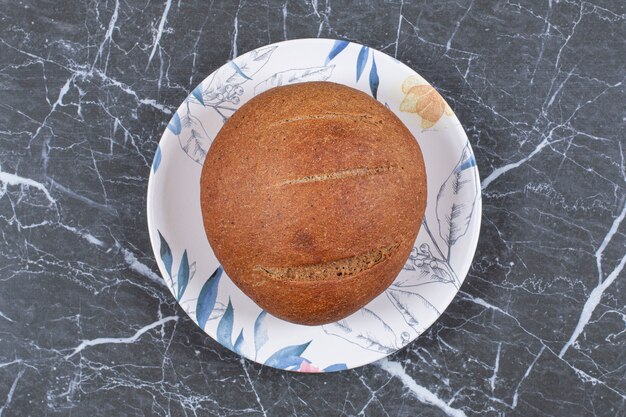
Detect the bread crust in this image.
<box><xmin>200</xmin><ymin>82</ymin><xmax>427</xmax><ymax>325</ymax></box>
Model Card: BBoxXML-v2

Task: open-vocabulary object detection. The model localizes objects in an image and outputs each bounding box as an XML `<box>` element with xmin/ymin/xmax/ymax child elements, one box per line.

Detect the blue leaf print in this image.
<box><xmin>323</xmin><ymin>363</ymin><xmax>348</xmax><ymax>372</ymax></box>
<box><xmin>229</xmin><ymin>61</ymin><xmax>252</xmax><ymax>80</ymax></box>
<box><xmin>265</xmin><ymin>341</ymin><xmax>311</xmax><ymax>370</ymax></box>
<box><xmin>456</xmin><ymin>154</ymin><xmax>477</xmax><ymax>173</ymax></box>
<box><xmin>234</xmin><ymin>329</ymin><xmax>245</xmax><ymax>355</ymax></box>
<box><xmin>436</xmin><ymin>144</ymin><xmax>479</xmax><ymax>250</ymax></box>
<box><xmin>217</xmin><ymin>298</ymin><xmax>234</xmax><ymax>350</ymax></box>
<box><xmin>369</xmin><ymin>55</ymin><xmax>379</xmax><ymax>99</ymax></box>
<box><xmin>152</xmin><ymin>145</ymin><xmax>162</xmax><ymax>173</ymax></box>
<box><xmin>325</xmin><ymin>40</ymin><xmax>349</xmax><ymax>64</ymax></box>
<box><xmin>254</xmin><ymin>310</ymin><xmax>269</xmax><ymax>354</ymax></box>
<box><xmin>278</xmin><ymin>356</ymin><xmax>308</xmax><ymax>370</ymax></box>
<box><xmin>191</xmin><ymin>85</ymin><xmax>205</xmax><ymax>106</ymax></box>
<box><xmin>176</xmin><ymin>250</ymin><xmax>189</xmax><ymax>301</ymax></box>
<box><xmin>356</xmin><ymin>46</ymin><xmax>369</xmax><ymax>82</ymax></box>
<box><xmin>158</xmin><ymin>231</ymin><xmax>173</xmax><ymax>279</ymax></box>
<box><xmin>196</xmin><ymin>266</ymin><xmax>223</xmax><ymax>329</ymax></box>
<box><xmin>167</xmin><ymin>112</ymin><xmax>181</xmax><ymax>135</ymax></box>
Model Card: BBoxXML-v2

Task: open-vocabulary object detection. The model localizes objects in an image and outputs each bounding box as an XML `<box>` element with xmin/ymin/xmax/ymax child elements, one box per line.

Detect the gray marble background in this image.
<box><xmin>1</xmin><ymin>0</ymin><xmax>625</xmax><ymax>416</ymax></box>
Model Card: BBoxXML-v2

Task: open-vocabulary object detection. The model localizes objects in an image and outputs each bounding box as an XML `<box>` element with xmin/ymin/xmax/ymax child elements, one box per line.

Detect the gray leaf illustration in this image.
<box><xmin>436</xmin><ymin>144</ymin><xmax>478</xmax><ymax>250</ymax></box>
<box><xmin>386</xmin><ymin>287</ymin><xmax>440</xmax><ymax>332</ymax></box>
<box><xmin>400</xmin><ymin>244</ymin><xmax>456</xmax><ymax>287</ymax></box>
<box><xmin>322</xmin><ymin>308</ymin><xmax>397</xmax><ymax>353</ymax></box>
<box><xmin>254</xmin><ymin>66</ymin><xmax>335</xmax><ymax>95</ymax></box>
<box><xmin>203</xmin><ymin>45</ymin><xmax>277</xmax><ymax>105</ymax></box>
<box><xmin>419</xmin><ymin>261</ymin><xmax>454</xmax><ymax>284</ymax></box>
<box><xmin>178</xmin><ymin>110</ymin><xmax>212</xmax><ymax>164</ymax></box>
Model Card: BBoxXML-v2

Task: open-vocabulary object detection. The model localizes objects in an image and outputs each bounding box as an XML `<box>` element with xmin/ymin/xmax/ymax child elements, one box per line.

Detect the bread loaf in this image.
<box><xmin>200</xmin><ymin>82</ymin><xmax>427</xmax><ymax>325</ymax></box>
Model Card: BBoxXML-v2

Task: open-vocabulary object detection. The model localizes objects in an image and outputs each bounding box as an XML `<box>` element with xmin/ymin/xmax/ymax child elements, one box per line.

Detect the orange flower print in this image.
<box><xmin>400</xmin><ymin>75</ymin><xmax>453</xmax><ymax>129</ymax></box>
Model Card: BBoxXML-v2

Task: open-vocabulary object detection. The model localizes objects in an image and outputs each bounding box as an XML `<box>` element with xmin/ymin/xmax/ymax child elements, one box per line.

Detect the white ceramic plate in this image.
<box><xmin>147</xmin><ymin>39</ymin><xmax>481</xmax><ymax>372</ymax></box>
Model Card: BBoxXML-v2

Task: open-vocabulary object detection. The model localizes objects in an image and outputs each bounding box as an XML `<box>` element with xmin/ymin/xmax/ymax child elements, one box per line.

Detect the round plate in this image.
<box><xmin>147</xmin><ymin>39</ymin><xmax>481</xmax><ymax>373</ymax></box>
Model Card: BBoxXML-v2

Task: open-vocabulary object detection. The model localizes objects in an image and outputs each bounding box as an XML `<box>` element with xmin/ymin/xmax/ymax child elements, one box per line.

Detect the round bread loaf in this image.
<box><xmin>200</xmin><ymin>82</ymin><xmax>426</xmax><ymax>325</ymax></box>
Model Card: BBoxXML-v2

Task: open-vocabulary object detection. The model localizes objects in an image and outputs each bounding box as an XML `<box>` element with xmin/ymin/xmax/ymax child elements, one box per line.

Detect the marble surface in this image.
<box><xmin>0</xmin><ymin>0</ymin><xmax>625</xmax><ymax>415</ymax></box>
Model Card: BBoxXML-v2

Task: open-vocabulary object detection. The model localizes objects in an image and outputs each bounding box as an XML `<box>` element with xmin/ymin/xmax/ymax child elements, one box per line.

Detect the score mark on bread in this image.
<box><xmin>271</xmin><ymin>112</ymin><xmax>384</xmax><ymax>127</ymax></box>
<box><xmin>255</xmin><ymin>243</ymin><xmax>400</xmax><ymax>283</ymax></box>
<box><xmin>275</xmin><ymin>165</ymin><xmax>397</xmax><ymax>186</ymax></box>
